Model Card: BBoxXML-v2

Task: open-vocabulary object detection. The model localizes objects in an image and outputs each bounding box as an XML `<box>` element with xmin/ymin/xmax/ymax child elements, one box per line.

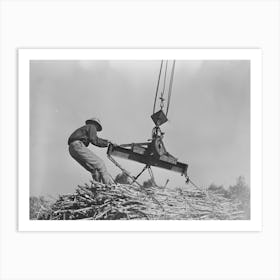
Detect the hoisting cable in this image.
<box><xmin>153</xmin><ymin>60</ymin><xmax>164</xmax><ymax>114</ymax></box>
<box><xmin>152</xmin><ymin>60</ymin><xmax>176</xmax><ymax>116</ymax></box>
<box><xmin>166</xmin><ymin>60</ymin><xmax>176</xmax><ymax>116</ymax></box>
<box><xmin>160</xmin><ymin>61</ymin><xmax>169</xmax><ymax>111</ymax></box>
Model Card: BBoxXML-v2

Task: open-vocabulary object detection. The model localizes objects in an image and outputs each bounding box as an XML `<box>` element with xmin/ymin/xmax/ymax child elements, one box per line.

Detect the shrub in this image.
<box><xmin>228</xmin><ymin>176</ymin><xmax>250</xmax><ymax>219</ymax></box>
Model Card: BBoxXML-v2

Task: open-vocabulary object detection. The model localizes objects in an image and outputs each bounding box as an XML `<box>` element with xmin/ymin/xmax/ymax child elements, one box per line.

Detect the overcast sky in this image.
<box><xmin>30</xmin><ymin>60</ymin><xmax>250</xmax><ymax>196</ymax></box>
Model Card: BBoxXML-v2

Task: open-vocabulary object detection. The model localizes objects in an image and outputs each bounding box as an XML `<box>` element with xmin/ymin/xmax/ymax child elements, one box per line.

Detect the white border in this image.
<box><xmin>18</xmin><ymin>48</ymin><xmax>262</xmax><ymax>231</ymax></box>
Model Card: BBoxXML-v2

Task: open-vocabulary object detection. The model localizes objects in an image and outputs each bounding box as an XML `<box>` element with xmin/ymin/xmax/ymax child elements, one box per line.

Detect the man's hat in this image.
<box><xmin>85</xmin><ymin>117</ymin><xmax>102</xmax><ymax>131</ymax></box>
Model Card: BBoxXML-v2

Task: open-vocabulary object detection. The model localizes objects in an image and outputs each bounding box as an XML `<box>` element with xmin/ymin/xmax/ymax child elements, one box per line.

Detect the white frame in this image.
<box><xmin>18</xmin><ymin>48</ymin><xmax>262</xmax><ymax>232</ymax></box>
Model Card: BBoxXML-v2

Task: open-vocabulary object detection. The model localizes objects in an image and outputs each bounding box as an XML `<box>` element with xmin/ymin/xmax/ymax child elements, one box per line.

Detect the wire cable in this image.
<box><xmin>153</xmin><ymin>60</ymin><xmax>163</xmax><ymax>114</ymax></box>
<box><xmin>160</xmin><ymin>61</ymin><xmax>169</xmax><ymax>111</ymax></box>
<box><xmin>166</xmin><ymin>60</ymin><xmax>176</xmax><ymax>116</ymax></box>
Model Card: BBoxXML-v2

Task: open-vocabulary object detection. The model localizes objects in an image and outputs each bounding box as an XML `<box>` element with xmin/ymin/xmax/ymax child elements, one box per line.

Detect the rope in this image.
<box><xmin>166</xmin><ymin>60</ymin><xmax>176</xmax><ymax>116</ymax></box>
<box><xmin>153</xmin><ymin>60</ymin><xmax>163</xmax><ymax>114</ymax></box>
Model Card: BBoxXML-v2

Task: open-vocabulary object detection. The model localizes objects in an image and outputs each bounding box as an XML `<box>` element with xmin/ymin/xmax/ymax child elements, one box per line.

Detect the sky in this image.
<box><xmin>30</xmin><ymin>60</ymin><xmax>250</xmax><ymax>196</ymax></box>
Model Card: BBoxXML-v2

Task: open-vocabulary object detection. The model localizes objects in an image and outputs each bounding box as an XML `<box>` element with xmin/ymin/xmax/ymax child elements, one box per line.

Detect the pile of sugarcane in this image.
<box><xmin>35</xmin><ymin>180</ymin><xmax>246</xmax><ymax>220</ymax></box>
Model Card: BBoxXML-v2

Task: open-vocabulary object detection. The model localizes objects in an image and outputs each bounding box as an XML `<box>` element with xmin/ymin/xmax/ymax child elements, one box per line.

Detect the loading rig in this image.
<box><xmin>107</xmin><ymin>60</ymin><xmax>189</xmax><ymax>186</ymax></box>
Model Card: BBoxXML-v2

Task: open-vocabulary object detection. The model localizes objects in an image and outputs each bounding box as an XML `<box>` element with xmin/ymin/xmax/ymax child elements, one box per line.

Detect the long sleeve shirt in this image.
<box><xmin>68</xmin><ymin>124</ymin><xmax>109</xmax><ymax>147</ymax></box>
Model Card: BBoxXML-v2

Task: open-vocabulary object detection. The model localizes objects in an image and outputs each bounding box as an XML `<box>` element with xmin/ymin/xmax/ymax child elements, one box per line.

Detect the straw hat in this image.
<box><xmin>85</xmin><ymin>117</ymin><xmax>102</xmax><ymax>131</ymax></box>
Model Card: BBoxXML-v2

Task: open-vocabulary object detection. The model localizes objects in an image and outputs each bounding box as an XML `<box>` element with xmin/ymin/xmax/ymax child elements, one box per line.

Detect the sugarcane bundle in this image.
<box><xmin>34</xmin><ymin>180</ymin><xmax>247</xmax><ymax>220</ymax></box>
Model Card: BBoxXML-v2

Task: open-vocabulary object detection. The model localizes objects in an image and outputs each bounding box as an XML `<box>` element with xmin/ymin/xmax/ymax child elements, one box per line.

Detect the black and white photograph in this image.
<box><xmin>2</xmin><ymin>1</ymin><xmax>280</xmax><ymax>279</ymax></box>
<box><xmin>18</xmin><ymin>49</ymin><xmax>261</xmax><ymax>231</ymax></box>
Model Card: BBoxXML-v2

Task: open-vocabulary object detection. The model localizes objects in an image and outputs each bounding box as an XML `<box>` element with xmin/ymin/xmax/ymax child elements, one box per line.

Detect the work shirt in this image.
<box><xmin>68</xmin><ymin>124</ymin><xmax>109</xmax><ymax>147</ymax></box>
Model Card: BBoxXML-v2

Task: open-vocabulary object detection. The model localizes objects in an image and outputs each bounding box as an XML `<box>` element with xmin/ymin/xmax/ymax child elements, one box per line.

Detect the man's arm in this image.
<box><xmin>88</xmin><ymin>125</ymin><xmax>109</xmax><ymax>147</ymax></box>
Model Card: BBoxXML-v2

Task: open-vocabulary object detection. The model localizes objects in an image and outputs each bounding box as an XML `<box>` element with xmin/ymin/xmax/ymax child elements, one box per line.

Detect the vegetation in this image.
<box><xmin>30</xmin><ymin>175</ymin><xmax>250</xmax><ymax>220</ymax></box>
<box><xmin>208</xmin><ymin>176</ymin><xmax>250</xmax><ymax>219</ymax></box>
<box><xmin>30</xmin><ymin>196</ymin><xmax>53</xmax><ymax>220</ymax></box>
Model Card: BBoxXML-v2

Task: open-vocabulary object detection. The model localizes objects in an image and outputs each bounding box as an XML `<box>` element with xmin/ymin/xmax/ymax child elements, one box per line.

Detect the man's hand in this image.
<box><xmin>108</xmin><ymin>141</ymin><xmax>117</xmax><ymax>147</ymax></box>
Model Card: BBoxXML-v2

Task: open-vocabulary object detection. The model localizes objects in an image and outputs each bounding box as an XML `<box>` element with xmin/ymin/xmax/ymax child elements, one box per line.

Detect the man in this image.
<box><xmin>68</xmin><ymin>117</ymin><xmax>114</xmax><ymax>185</ymax></box>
